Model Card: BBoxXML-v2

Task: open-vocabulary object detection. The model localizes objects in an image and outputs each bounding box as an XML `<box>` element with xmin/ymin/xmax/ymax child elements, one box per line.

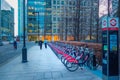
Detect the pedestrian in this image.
<box><xmin>13</xmin><ymin>40</ymin><xmax>17</xmax><ymax>49</ymax></box>
<box><xmin>44</xmin><ymin>40</ymin><xmax>47</xmax><ymax>48</ymax></box>
<box><xmin>39</xmin><ymin>40</ymin><xmax>43</xmax><ymax>49</ymax></box>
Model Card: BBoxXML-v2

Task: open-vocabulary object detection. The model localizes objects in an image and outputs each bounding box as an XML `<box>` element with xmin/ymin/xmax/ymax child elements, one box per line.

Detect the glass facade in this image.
<box><xmin>27</xmin><ymin>0</ymin><xmax>45</xmax><ymax>41</ymax></box>
<box><xmin>51</xmin><ymin>0</ymin><xmax>77</xmax><ymax>41</ymax></box>
<box><xmin>44</xmin><ymin>0</ymin><xmax>52</xmax><ymax>40</ymax></box>
<box><xmin>0</xmin><ymin>0</ymin><xmax>14</xmax><ymax>41</ymax></box>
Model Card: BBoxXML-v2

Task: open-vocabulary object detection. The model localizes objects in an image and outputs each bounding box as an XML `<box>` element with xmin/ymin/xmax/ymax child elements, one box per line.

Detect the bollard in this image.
<box><xmin>93</xmin><ymin>54</ymin><xmax>96</xmax><ymax>70</ymax></box>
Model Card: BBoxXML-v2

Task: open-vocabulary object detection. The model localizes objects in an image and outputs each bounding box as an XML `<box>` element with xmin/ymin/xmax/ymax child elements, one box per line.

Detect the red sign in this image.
<box><xmin>109</xmin><ymin>18</ymin><xmax>119</xmax><ymax>28</ymax></box>
<box><xmin>110</xmin><ymin>18</ymin><xmax>117</xmax><ymax>27</ymax></box>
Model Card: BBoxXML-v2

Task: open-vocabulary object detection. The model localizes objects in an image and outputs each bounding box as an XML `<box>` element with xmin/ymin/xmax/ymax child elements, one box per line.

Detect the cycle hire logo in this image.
<box><xmin>109</xmin><ymin>18</ymin><xmax>119</xmax><ymax>28</ymax></box>
<box><xmin>102</xmin><ymin>17</ymin><xmax>107</xmax><ymax>28</ymax></box>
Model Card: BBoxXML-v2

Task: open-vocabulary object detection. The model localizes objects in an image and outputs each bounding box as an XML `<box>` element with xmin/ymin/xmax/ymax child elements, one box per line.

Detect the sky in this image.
<box><xmin>5</xmin><ymin>0</ymin><xmax>18</xmax><ymax>36</ymax></box>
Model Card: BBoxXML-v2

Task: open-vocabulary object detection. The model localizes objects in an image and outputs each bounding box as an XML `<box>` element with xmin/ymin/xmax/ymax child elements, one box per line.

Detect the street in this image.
<box><xmin>0</xmin><ymin>41</ymin><xmax>35</xmax><ymax>66</ymax></box>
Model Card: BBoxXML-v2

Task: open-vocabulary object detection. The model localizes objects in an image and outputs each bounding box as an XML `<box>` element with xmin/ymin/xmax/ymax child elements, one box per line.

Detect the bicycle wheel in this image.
<box><xmin>87</xmin><ymin>57</ymin><xmax>99</xmax><ymax>70</ymax></box>
<box><xmin>65</xmin><ymin>61</ymin><xmax>79</xmax><ymax>72</ymax></box>
<box><xmin>95</xmin><ymin>58</ymin><xmax>99</xmax><ymax>69</ymax></box>
<box><xmin>87</xmin><ymin>57</ymin><xmax>93</xmax><ymax>69</ymax></box>
<box><xmin>61</xmin><ymin>56</ymin><xmax>65</xmax><ymax>63</ymax></box>
<box><xmin>64</xmin><ymin>59</ymin><xmax>68</xmax><ymax>65</ymax></box>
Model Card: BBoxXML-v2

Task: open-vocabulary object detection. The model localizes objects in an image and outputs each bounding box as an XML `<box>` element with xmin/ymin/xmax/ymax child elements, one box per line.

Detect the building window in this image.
<box><xmin>53</xmin><ymin>6</ymin><xmax>56</xmax><ymax>9</ymax></box>
<box><xmin>73</xmin><ymin>1</ymin><xmax>75</xmax><ymax>5</ymax></box>
<box><xmin>61</xmin><ymin>1</ymin><xmax>64</xmax><ymax>5</ymax></box>
<box><xmin>69</xmin><ymin>1</ymin><xmax>72</xmax><ymax>5</ymax></box>
<box><xmin>57</xmin><ymin>17</ymin><xmax>60</xmax><ymax>21</ymax></box>
<box><xmin>57</xmin><ymin>1</ymin><xmax>60</xmax><ymax>4</ymax></box>
<box><xmin>53</xmin><ymin>29</ymin><xmax>56</xmax><ymax>33</ymax></box>
<box><xmin>53</xmin><ymin>0</ymin><xmax>56</xmax><ymax>4</ymax></box>
<box><xmin>57</xmin><ymin>6</ymin><xmax>60</xmax><ymax>9</ymax></box>
<box><xmin>28</xmin><ymin>12</ymin><xmax>34</xmax><ymax>16</ymax></box>
<box><xmin>28</xmin><ymin>23</ymin><xmax>34</xmax><ymax>27</ymax></box>
<box><xmin>58</xmin><ymin>29</ymin><xmax>60</xmax><ymax>33</ymax></box>
<box><xmin>53</xmin><ymin>17</ymin><xmax>56</xmax><ymax>21</ymax></box>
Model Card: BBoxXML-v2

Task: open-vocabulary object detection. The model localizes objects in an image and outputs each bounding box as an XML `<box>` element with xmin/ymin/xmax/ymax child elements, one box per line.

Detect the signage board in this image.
<box><xmin>102</xmin><ymin>17</ymin><xmax>108</xmax><ymax>28</ymax></box>
<box><xmin>108</xmin><ymin>18</ymin><xmax>119</xmax><ymax>28</ymax></box>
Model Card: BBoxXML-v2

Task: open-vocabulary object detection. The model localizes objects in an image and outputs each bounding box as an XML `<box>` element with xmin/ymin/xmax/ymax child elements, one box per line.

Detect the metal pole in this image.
<box><xmin>117</xmin><ymin>0</ymin><xmax>120</xmax><ymax>78</ymax></box>
<box><xmin>8</xmin><ymin>16</ymin><xmax>9</xmax><ymax>41</ymax></box>
<box><xmin>22</xmin><ymin>0</ymin><xmax>27</xmax><ymax>63</ymax></box>
<box><xmin>106</xmin><ymin>0</ymin><xmax>110</xmax><ymax>79</ymax></box>
<box><xmin>0</xmin><ymin>0</ymin><xmax>1</xmax><ymax>41</ymax></box>
<box><xmin>96</xmin><ymin>0</ymin><xmax>99</xmax><ymax>43</ymax></box>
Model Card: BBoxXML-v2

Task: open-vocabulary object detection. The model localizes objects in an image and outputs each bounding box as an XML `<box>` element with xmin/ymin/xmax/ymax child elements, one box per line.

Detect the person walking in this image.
<box><xmin>39</xmin><ymin>40</ymin><xmax>43</xmax><ymax>49</ymax></box>
<box><xmin>44</xmin><ymin>40</ymin><xmax>47</xmax><ymax>48</ymax></box>
<box><xmin>13</xmin><ymin>40</ymin><xmax>17</xmax><ymax>49</ymax></box>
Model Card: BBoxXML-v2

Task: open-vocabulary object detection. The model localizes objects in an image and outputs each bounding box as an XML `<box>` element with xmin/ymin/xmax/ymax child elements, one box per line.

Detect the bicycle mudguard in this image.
<box><xmin>67</xmin><ymin>58</ymin><xmax>78</xmax><ymax>63</ymax></box>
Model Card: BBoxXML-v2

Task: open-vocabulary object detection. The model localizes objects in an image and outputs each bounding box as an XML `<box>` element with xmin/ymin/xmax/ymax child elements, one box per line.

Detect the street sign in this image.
<box><xmin>108</xmin><ymin>18</ymin><xmax>119</xmax><ymax>28</ymax></box>
<box><xmin>102</xmin><ymin>17</ymin><xmax>107</xmax><ymax>28</ymax></box>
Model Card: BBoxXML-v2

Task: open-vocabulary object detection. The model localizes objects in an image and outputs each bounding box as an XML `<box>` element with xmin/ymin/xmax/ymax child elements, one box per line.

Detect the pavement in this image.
<box><xmin>2</xmin><ymin>41</ymin><xmax>9</xmax><ymax>45</ymax></box>
<box><xmin>0</xmin><ymin>44</ymin><xmax>102</xmax><ymax>80</ymax></box>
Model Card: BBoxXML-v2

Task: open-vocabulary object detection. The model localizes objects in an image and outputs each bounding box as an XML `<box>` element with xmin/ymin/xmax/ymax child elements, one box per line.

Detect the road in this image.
<box><xmin>0</xmin><ymin>41</ymin><xmax>36</xmax><ymax>66</ymax></box>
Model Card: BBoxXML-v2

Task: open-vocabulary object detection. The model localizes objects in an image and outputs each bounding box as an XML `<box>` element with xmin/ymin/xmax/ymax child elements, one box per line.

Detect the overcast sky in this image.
<box><xmin>5</xmin><ymin>0</ymin><xmax>18</xmax><ymax>36</ymax></box>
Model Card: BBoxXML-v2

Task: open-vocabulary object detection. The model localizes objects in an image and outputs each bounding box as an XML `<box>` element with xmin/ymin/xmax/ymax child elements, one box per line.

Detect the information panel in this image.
<box><xmin>109</xmin><ymin>31</ymin><xmax>119</xmax><ymax>76</ymax></box>
<box><xmin>102</xmin><ymin>31</ymin><xmax>108</xmax><ymax>75</ymax></box>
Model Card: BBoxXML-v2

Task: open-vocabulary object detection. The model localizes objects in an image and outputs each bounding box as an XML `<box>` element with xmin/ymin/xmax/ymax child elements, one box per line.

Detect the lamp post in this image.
<box><xmin>0</xmin><ymin>0</ymin><xmax>2</xmax><ymax>41</ymax></box>
<box><xmin>22</xmin><ymin>0</ymin><xmax>27</xmax><ymax>63</ymax></box>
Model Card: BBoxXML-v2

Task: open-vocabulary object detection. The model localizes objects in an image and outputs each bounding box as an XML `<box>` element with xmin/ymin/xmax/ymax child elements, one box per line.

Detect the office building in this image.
<box><xmin>44</xmin><ymin>0</ymin><xmax>52</xmax><ymax>41</ymax></box>
<box><xmin>27</xmin><ymin>0</ymin><xmax>45</xmax><ymax>41</ymax></box>
<box><xmin>51</xmin><ymin>0</ymin><xmax>77</xmax><ymax>41</ymax></box>
<box><xmin>79</xmin><ymin>0</ymin><xmax>99</xmax><ymax>42</ymax></box>
<box><xmin>0</xmin><ymin>0</ymin><xmax>14</xmax><ymax>41</ymax></box>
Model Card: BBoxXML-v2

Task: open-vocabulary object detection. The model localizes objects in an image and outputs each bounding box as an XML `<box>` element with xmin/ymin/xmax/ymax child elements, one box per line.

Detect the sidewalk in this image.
<box><xmin>0</xmin><ymin>45</ymin><xmax>102</xmax><ymax>80</ymax></box>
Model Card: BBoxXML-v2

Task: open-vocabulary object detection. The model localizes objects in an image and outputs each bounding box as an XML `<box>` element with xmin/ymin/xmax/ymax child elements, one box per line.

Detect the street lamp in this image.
<box><xmin>0</xmin><ymin>0</ymin><xmax>2</xmax><ymax>41</ymax></box>
<box><xmin>22</xmin><ymin>0</ymin><xmax>27</xmax><ymax>63</ymax></box>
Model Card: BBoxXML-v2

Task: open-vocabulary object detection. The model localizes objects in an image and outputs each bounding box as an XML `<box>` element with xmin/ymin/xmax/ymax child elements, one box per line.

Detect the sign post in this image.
<box><xmin>102</xmin><ymin>17</ymin><xmax>119</xmax><ymax>80</ymax></box>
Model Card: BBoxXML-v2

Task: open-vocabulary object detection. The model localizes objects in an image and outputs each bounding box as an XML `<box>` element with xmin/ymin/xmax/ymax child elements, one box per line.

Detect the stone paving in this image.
<box><xmin>0</xmin><ymin>44</ymin><xmax>102</xmax><ymax>80</ymax></box>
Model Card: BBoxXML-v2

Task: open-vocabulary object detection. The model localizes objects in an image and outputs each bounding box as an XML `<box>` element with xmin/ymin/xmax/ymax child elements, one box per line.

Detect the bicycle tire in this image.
<box><xmin>95</xmin><ymin>58</ymin><xmax>99</xmax><ymax>68</ymax></box>
<box><xmin>61</xmin><ymin>55</ymin><xmax>70</xmax><ymax>65</ymax></box>
<box><xmin>61</xmin><ymin>56</ymin><xmax>65</xmax><ymax>63</ymax></box>
<box><xmin>87</xmin><ymin>57</ymin><xmax>99</xmax><ymax>70</ymax></box>
<box><xmin>66</xmin><ymin>61</ymin><xmax>79</xmax><ymax>72</ymax></box>
<box><xmin>87</xmin><ymin>57</ymin><xmax>93</xmax><ymax>69</ymax></box>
